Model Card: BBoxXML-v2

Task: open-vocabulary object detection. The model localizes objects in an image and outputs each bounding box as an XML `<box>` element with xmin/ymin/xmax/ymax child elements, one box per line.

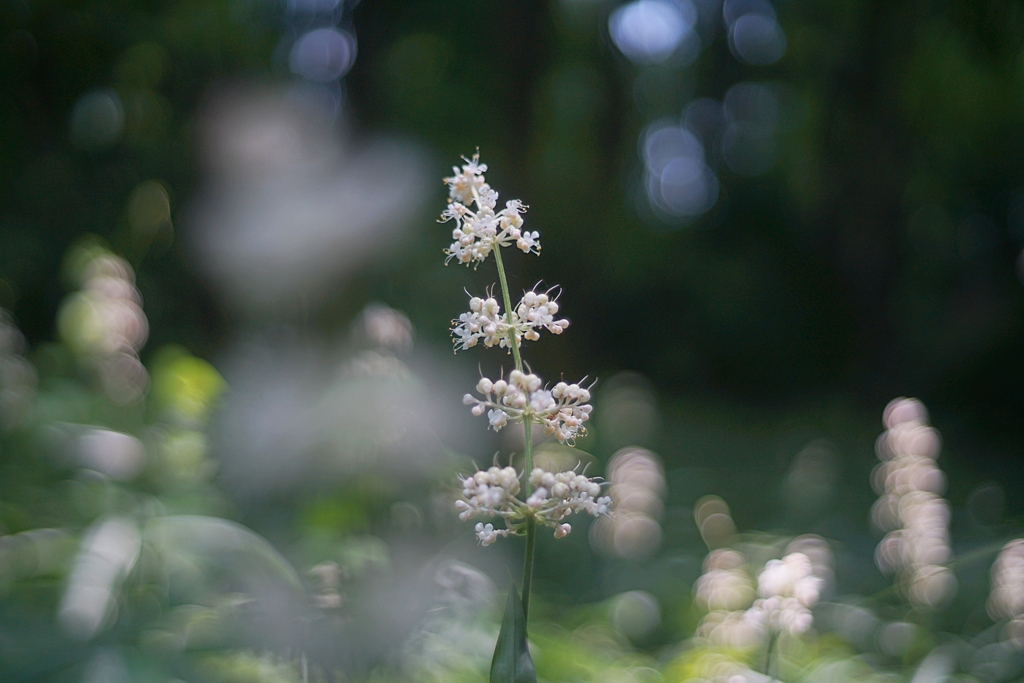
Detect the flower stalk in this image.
<box><xmin>492</xmin><ymin>239</ymin><xmax>536</xmax><ymax>617</ymax></box>
<box><xmin>442</xmin><ymin>153</ymin><xmax>611</xmax><ymax>669</ymax></box>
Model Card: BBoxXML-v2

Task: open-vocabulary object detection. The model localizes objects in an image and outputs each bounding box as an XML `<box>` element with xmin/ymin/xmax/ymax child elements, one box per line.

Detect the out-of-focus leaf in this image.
<box><xmin>145</xmin><ymin>515</ymin><xmax>303</xmax><ymax>593</ymax></box>
<box><xmin>490</xmin><ymin>585</ymin><xmax>536</xmax><ymax>683</ymax></box>
<box><xmin>150</xmin><ymin>345</ymin><xmax>227</xmax><ymax>421</ymax></box>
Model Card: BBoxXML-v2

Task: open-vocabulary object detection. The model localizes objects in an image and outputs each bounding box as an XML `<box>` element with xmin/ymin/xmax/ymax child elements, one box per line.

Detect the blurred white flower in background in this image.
<box><xmin>591</xmin><ymin>446</ymin><xmax>666</xmax><ymax>559</ymax></box>
<box><xmin>213</xmin><ymin>304</ymin><xmax>474</xmax><ymax>501</ymax></box>
<box><xmin>187</xmin><ymin>86</ymin><xmax>429</xmax><ymax>315</ymax></box>
<box><xmin>59</xmin><ymin>517</ymin><xmax>141</xmax><ymax>640</ymax></box>
<box><xmin>692</xmin><ymin>536</ymin><xmax>832</xmax><ymax>646</ymax></box>
<box><xmin>989</xmin><ymin>539</ymin><xmax>1024</xmax><ymax>647</ymax></box>
<box><xmin>182</xmin><ymin>86</ymin><xmax>467</xmax><ymax>501</ymax></box>
<box><xmin>871</xmin><ymin>397</ymin><xmax>956</xmax><ymax>609</ymax></box>
<box><xmin>694</xmin><ymin>549</ymin><xmax>755</xmax><ymax>612</ymax></box>
<box><xmin>400</xmin><ymin>561</ymin><xmax>497</xmax><ymax>682</ymax></box>
<box><xmin>57</xmin><ymin>250</ymin><xmax>149</xmax><ymax>404</ymax></box>
<box><xmin>745</xmin><ymin>551</ymin><xmax>823</xmax><ymax>636</ymax></box>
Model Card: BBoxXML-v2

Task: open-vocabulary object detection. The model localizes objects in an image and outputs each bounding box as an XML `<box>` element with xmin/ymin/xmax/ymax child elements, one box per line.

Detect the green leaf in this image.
<box><xmin>490</xmin><ymin>585</ymin><xmax>537</xmax><ymax>683</ymax></box>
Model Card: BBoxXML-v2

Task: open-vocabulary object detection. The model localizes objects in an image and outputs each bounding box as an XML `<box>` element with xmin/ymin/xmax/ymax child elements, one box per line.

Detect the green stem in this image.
<box><xmin>763</xmin><ymin>630</ymin><xmax>777</xmax><ymax>680</ymax></box>
<box><xmin>493</xmin><ymin>244</ymin><xmax>536</xmax><ymax>622</ymax></box>
<box><xmin>521</xmin><ymin>417</ymin><xmax>536</xmax><ymax>621</ymax></box>
<box><xmin>492</xmin><ymin>246</ymin><xmax>523</xmax><ymax>373</ymax></box>
<box><xmin>522</xmin><ymin>515</ymin><xmax>536</xmax><ymax>620</ymax></box>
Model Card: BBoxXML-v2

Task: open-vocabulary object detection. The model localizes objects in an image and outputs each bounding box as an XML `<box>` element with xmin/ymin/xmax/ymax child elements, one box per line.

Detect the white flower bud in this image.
<box><xmin>527</xmin><ymin>488</ymin><xmax>548</xmax><ymax>507</ymax></box>
<box><xmin>487</xmin><ymin>409</ymin><xmax>508</xmax><ymax>429</ymax></box>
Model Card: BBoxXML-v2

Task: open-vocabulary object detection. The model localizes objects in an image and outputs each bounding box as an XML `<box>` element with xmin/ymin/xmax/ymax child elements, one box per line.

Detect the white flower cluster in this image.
<box><xmin>441</xmin><ymin>154</ymin><xmax>540</xmax><ymax>266</ymax></box>
<box><xmin>456</xmin><ymin>466</ymin><xmax>610</xmax><ymax>545</ymax></box>
<box><xmin>988</xmin><ymin>539</ymin><xmax>1024</xmax><ymax>646</ymax></box>
<box><xmin>871</xmin><ymin>397</ymin><xmax>956</xmax><ymax>609</ymax></box>
<box><xmin>693</xmin><ymin>538</ymin><xmax>832</xmax><ymax>646</ymax></box>
<box><xmin>452</xmin><ymin>289</ymin><xmax>569</xmax><ymax>353</ymax></box>
<box><xmin>58</xmin><ymin>253</ymin><xmax>149</xmax><ymax>404</ymax></box>
<box><xmin>745</xmin><ymin>552</ymin><xmax>823</xmax><ymax>637</ymax></box>
<box><xmin>462</xmin><ymin>370</ymin><xmax>592</xmax><ymax>444</ymax></box>
<box><xmin>0</xmin><ymin>310</ymin><xmax>36</xmax><ymax>430</ymax></box>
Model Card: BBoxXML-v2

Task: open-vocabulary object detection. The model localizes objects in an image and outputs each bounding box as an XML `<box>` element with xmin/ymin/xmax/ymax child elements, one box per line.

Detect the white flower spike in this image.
<box><xmin>442</xmin><ymin>152</ymin><xmax>611</xmax><ymax>563</ymax></box>
<box><xmin>441</xmin><ymin>153</ymin><xmax>540</xmax><ymax>267</ymax></box>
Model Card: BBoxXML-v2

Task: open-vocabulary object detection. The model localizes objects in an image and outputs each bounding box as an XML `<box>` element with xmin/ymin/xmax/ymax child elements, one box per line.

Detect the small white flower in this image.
<box><xmin>475</xmin><ymin>522</ymin><xmax>506</xmax><ymax>546</ymax></box>
<box><xmin>441</xmin><ymin>154</ymin><xmax>541</xmax><ymax>267</ymax></box>
<box><xmin>517</xmin><ymin>231</ymin><xmax>540</xmax><ymax>254</ymax></box>
<box><xmin>456</xmin><ymin>465</ymin><xmax>611</xmax><ymax>545</ymax></box>
<box><xmin>487</xmin><ymin>409</ymin><xmax>507</xmax><ymax>429</ymax></box>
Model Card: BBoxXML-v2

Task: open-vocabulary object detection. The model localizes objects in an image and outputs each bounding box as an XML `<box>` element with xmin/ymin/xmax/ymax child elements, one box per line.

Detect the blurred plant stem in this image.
<box><xmin>763</xmin><ymin>630</ymin><xmax>777</xmax><ymax>681</ymax></box>
<box><xmin>522</xmin><ymin>425</ymin><xmax>535</xmax><ymax>619</ymax></box>
<box><xmin>494</xmin><ymin>243</ymin><xmax>536</xmax><ymax>622</ymax></box>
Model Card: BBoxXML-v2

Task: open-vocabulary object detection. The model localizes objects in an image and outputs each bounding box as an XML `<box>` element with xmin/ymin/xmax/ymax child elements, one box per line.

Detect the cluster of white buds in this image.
<box><xmin>462</xmin><ymin>370</ymin><xmax>592</xmax><ymax>444</ymax></box>
<box><xmin>871</xmin><ymin>397</ymin><xmax>956</xmax><ymax>609</ymax></box>
<box><xmin>989</xmin><ymin>539</ymin><xmax>1024</xmax><ymax>646</ymax></box>
<box><xmin>693</xmin><ymin>538</ymin><xmax>832</xmax><ymax>646</ymax></box>
<box><xmin>58</xmin><ymin>252</ymin><xmax>149</xmax><ymax>404</ymax></box>
<box><xmin>452</xmin><ymin>289</ymin><xmax>569</xmax><ymax>352</ymax></box>
<box><xmin>456</xmin><ymin>466</ymin><xmax>610</xmax><ymax>544</ymax></box>
<box><xmin>0</xmin><ymin>309</ymin><xmax>36</xmax><ymax>430</ymax></box>
<box><xmin>441</xmin><ymin>154</ymin><xmax>540</xmax><ymax>266</ymax></box>
<box><xmin>516</xmin><ymin>290</ymin><xmax>568</xmax><ymax>340</ymax></box>
<box><xmin>744</xmin><ymin>552</ymin><xmax>823</xmax><ymax>637</ymax></box>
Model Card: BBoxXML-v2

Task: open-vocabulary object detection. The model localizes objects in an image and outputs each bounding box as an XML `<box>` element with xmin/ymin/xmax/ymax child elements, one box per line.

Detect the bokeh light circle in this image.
<box><xmin>729</xmin><ymin>13</ymin><xmax>786</xmax><ymax>65</ymax></box>
<box><xmin>610</xmin><ymin>0</ymin><xmax>696</xmax><ymax>64</ymax></box>
<box><xmin>289</xmin><ymin>28</ymin><xmax>357</xmax><ymax>82</ymax></box>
